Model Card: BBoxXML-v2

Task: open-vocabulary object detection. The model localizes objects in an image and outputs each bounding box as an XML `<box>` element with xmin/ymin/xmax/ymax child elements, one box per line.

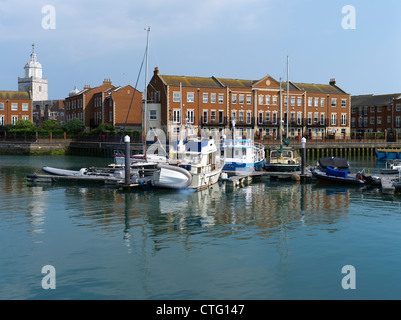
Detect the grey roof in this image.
<box><xmin>351</xmin><ymin>94</ymin><xmax>401</xmax><ymax>107</ymax></box>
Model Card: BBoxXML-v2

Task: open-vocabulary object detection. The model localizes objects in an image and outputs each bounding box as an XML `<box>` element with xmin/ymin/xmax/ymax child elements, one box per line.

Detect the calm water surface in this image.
<box><xmin>1</xmin><ymin>155</ymin><xmax>401</xmax><ymax>300</ymax></box>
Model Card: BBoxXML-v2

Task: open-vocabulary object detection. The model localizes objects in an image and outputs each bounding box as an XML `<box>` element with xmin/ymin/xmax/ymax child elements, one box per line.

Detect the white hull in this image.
<box><xmin>151</xmin><ymin>164</ymin><xmax>192</xmax><ymax>189</ymax></box>
<box><xmin>189</xmin><ymin>167</ymin><xmax>222</xmax><ymax>190</ymax></box>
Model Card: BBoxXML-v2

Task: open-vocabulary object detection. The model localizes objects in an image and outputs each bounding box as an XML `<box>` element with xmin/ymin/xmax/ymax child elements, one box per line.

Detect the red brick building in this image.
<box><xmin>0</xmin><ymin>91</ymin><xmax>32</xmax><ymax>126</ymax></box>
<box><xmin>147</xmin><ymin>67</ymin><xmax>351</xmax><ymax>140</ymax></box>
<box><xmin>351</xmin><ymin>94</ymin><xmax>401</xmax><ymax>133</ymax></box>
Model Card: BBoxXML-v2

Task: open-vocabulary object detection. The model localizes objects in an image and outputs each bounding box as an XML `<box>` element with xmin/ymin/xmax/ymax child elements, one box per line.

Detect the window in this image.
<box><xmin>331</xmin><ymin>98</ymin><xmax>337</xmax><ymax>107</ymax></box>
<box><xmin>187</xmin><ymin>92</ymin><xmax>194</xmax><ymax>103</ymax></box>
<box><xmin>308</xmin><ymin>98</ymin><xmax>313</xmax><ymax>107</ymax></box>
<box><xmin>331</xmin><ymin>113</ymin><xmax>337</xmax><ymax>125</ymax></box>
<box><xmin>297</xmin><ymin>97</ymin><xmax>302</xmax><ymax>106</ymax></box>
<box><xmin>239</xmin><ymin>111</ymin><xmax>244</xmax><ymax>122</ymax></box>
<box><xmin>258</xmin><ymin>112</ymin><xmax>264</xmax><ymax>124</ymax></box>
<box><xmin>22</xmin><ymin>103</ymin><xmax>28</xmax><ymax>111</ymax></box>
<box><xmin>314</xmin><ymin>98</ymin><xmax>319</xmax><ymax>107</ymax></box>
<box><xmin>396</xmin><ymin>104</ymin><xmax>401</xmax><ymax>112</ymax></box>
<box><xmin>272</xmin><ymin>96</ymin><xmax>278</xmax><ymax>105</ymax></box>
<box><xmin>203</xmin><ymin>93</ymin><xmax>208</xmax><ymax>103</ymax></box>
<box><xmin>341</xmin><ymin>99</ymin><xmax>347</xmax><ymax>108</ymax></box>
<box><xmin>272</xmin><ymin>112</ymin><xmax>277</xmax><ymax>124</ymax></box>
<box><xmin>246</xmin><ymin>95</ymin><xmax>252</xmax><ymax>105</ymax></box>
<box><xmin>396</xmin><ymin>116</ymin><xmax>400</xmax><ymax>127</ymax></box>
<box><xmin>370</xmin><ymin>117</ymin><xmax>375</xmax><ymax>125</ymax></box>
<box><xmin>211</xmin><ymin>110</ymin><xmax>216</xmax><ymax>121</ymax></box>
<box><xmin>12</xmin><ymin>116</ymin><xmax>18</xmax><ymax>124</ymax></box>
<box><xmin>231</xmin><ymin>111</ymin><xmax>237</xmax><ymax>121</ymax></box>
<box><xmin>0</xmin><ymin>116</ymin><xmax>4</xmax><ymax>125</ymax></box>
<box><xmin>321</xmin><ymin>98</ymin><xmax>325</xmax><ymax>107</ymax></box>
<box><xmin>173</xmin><ymin>110</ymin><xmax>180</xmax><ymax>123</ymax></box>
<box><xmin>211</xmin><ymin>93</ymin><xmax>216</xmax><ymax>104</ymax></box>
<box><xmin>11</xmin><ymin>103</ymin><xmax>18</xmax><ymax>111</ymax></box>
<box><xmin>203</xmin><ymin>110</ymin><xmax>208</xmax><ymax>123</ymax></box>
<box><xmin>232</xmin><ymin>94</ymin><xmax>237</xmax><ymax>104</ymax></box>
<box><xmin>218</xmin><ymin>94</ymin><xmax>224</xmax><ymax>104</ymax></box>
<box><xmin>341</xmin><ymin>114</ymin><xmax>347</xmax><ymax>125</ymax></box>
<box><xmin>320</xmin><ymin>113</ymin><xmax>325</xmax><ymax>125</ymax></box>
<box><xmin>290</xmin><ymin>112</ymin><xmax>295</xmax><ymax>123</ymax></box>
<box><xmin>0</xmin><ymin>103</ymin><xmax>3</xmax><ymax>111</ymax></box>
<box><xmin>265</xmin><ymin>112</ymin><xmax>270</xmax><ymax>122</ymax></box>
<box><xmin>246</xmin><ymin>111</ymin><xmax>252</xmax><ymax>124</ymax></box>
<box><xmin>266</xmin><ymin>96</ymin><xmax>271</xmax><ymax>105</ymax></box>
<box><xmin>258</xmin><ymin>95</ymin><xmax>264</xmax><ymax>105</ymax></box>
<box><xmin>239</xmin><ymin>95</ymin><xmax>244</xmax><ymax>104</ymax></box>
<box><xmin>173</xmin><ymin>92</ymin><xmax>181</xmax><ymax>102</ymax></box>
<box><xmin>314</xmin><ymin>112</ymin><xmax>319</xmax><ymax>123</ymax></box>
<box><xmin>109</xmin><ymin>111</ymin><xmax>112</xmax><ymax>122</ymax></box>
<box><xmin>187</xmin><ymin>110</ymin><xmax>194</xmax><ymax>123</ymax></box>
<box><xmin>149</xmin><ymin>110</ymin><xmax>157</xmax><ymax>120</ymax></box>
<box><xmin>308</xmin><ymin>112</ymin><xmax>312</xmax><ymax>125</ymax></box>
<box><xmin>388</xmin><ymin>116</ymin><xmax>391</xmax><ymax>124</ymax></box>
<box><xmin>297</xmin><ymin>112</ymin><xmax>302</xmax><ymax>125</ymax></box>
<box><xmin>291</xmin><ymin>97</ymin><xmax>295</xmax><ymax>106</ymax></box>
<box><xmin>218</xmin><ymin>111</ymin><xmax>224</xmax><ymax>123</ymax></box>
<box><xmin>22</xmin><ymin>116</ymin><xmax>29</xmax><ymax>120</ymax></box>
<box><xmin>377</xmin><ymin>106</ymin><xmax>382</xmax><ymax>112</ymax></box>
<box><xmin>377</xmin><ymin>116</ymin><xmax>382</xmax><ymax>124</ymax></box>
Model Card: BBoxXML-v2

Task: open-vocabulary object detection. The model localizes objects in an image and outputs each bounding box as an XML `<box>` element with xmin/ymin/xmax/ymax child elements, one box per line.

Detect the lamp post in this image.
<box><xmin>6</xmin><ymin>99</ymin><xmax>9</xmax><ymax>125</ymax></box>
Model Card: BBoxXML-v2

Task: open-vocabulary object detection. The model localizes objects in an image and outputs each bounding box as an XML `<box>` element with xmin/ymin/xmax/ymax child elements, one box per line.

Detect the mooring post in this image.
<box><xmin>301</xmin><ymin>137</ymin><xmax>306</xmax><ymax>177</ymax></box>
<box><xmin>125</xmin><ymin>135</ymin><xmax>131</xmax><ymax>186</ymax></box>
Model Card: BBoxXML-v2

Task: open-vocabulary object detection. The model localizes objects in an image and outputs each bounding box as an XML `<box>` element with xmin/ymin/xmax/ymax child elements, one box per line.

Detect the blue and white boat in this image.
<box><xmin>220</xmin><ymin>137</ymin><xmax>265</xmax><ymax>172</ymax></box>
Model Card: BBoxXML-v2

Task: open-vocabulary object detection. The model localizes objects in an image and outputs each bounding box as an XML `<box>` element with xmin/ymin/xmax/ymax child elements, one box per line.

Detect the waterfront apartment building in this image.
<box><xmin>93</xmin><ymin>85</ymin><xmax>143</xmax><ymax>129</ymax></box>
<box><xmin>351</xmin><ymin>94</ymin><xmax>401</xmax><ymax>133</ymax></box>
<box><xmin>0</xmin><ymin>91</ymin><xmax>32</xmax><ymax>126</ymax></box>
<box><xmin>147</xmin><ymin>67</ymin><xmax>351</xmax><ymax>139</ymax></box>
<box><xmin>65</xmin><ymin>80</ymin><xmax>114</xmax><ymax>129</ymax></box>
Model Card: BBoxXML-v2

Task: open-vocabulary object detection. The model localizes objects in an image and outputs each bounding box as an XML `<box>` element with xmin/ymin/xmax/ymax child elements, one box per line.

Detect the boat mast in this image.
<box><xmin>180</xmin><ymin>82</ymin><xmax>183</xmax><ymax>141</ymax></box>
<box><xmin>286</xmin><ymin>56</ymin><xmax>289</xmax><ymax>139</ymax></box>
<box><xmin>279</xmin><ymin>78</ymin><xmax>283</xmax><ymax>143</ymax></box>
<box><xmin>143</xmin><ymin>26</ymin><xmax>150</xmax><ymax>155</ymax></box>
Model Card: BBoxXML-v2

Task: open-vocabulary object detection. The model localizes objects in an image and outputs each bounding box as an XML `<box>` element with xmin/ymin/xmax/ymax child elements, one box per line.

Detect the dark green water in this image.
<box><xmin>1</xmin><ymin>155</ymin><xmax>401</xmax><ymax>300</ymax></box>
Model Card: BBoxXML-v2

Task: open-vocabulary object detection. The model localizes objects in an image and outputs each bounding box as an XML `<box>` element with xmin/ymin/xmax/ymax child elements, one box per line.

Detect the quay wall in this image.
<box><xmin>1</xmin><ymin>140</ymin><xmax>401</xmax><ymax>159</ymax></box>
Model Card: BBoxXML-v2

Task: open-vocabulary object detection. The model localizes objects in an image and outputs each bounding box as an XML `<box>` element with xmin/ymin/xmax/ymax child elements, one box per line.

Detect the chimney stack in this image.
<box><xmin>329</xmin><ymin>78</ymin><xmax>336</xmax><ymax>86</ymax></box>
<box><xmin>154</xmin><ymin>67</ymin><xmax>159</xmax><ymax>76</ymax></box>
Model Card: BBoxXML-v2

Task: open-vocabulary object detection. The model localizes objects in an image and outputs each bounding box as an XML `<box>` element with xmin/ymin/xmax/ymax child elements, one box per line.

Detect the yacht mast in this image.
<box><xmin>286</xmin><ymin>56</ymin><xmax>289</xmax><ymax>139</ymax></box>
<box><xmin>143</xmin><ymin>26</ymin><xmax>150</xmax><ymax>154</ymax></box>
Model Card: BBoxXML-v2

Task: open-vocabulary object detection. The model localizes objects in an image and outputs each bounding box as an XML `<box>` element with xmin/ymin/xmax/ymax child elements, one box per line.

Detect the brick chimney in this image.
<box><xmin>329</xmin><ymin>78</ymin><xmax>336</xmax><ymax>86</ymax></box>
<box><xmin>103</xmin><ymin>78</ymin><xmax>112</xmax><ymax>84</ymax></box>
<box><xmin>154</xmin><ymin>67</ymin><xmax>159</xmax><ymax>76</ymax></box>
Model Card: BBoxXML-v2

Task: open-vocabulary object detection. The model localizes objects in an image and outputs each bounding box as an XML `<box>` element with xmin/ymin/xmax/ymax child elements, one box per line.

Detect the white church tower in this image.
<box><xmin>18</xmin><ymin>44</ymin><xmax>48</xmax><ymax>101</ymax></box>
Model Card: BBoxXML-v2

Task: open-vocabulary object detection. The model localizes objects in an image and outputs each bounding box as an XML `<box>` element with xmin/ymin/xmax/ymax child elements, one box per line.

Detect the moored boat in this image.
<box><xmin>264</xmin><ymin>145</ymin><xmax>301</xmax><ymax>172</ymax></box>
<box><xmin>220</xmin><ymin>137</ymin><xmax>265</xmax><ymax>173</ymax></box>
<box><xmin>311</xmin><ymin>167</ymin><xmax>365</xmax><ymax>185</ymax></box>
<box><xmin>169</xmin><ymin>135</ymin><xmax>223</xmax><ymax>190</ymax></box>
<box><xmin>375</xmin><ymin>148</ymin><xmax>401</xmax><ymax>161</ymax></box>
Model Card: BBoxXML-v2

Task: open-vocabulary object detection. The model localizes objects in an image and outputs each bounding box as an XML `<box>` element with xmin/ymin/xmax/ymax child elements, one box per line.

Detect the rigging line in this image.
<box><xmin>118</xmin><ymin>47</ymin><xmax>147</xmax><ymax>148</ymax></box>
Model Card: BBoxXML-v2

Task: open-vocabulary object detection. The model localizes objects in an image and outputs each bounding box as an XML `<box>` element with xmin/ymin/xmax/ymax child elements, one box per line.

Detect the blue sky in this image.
<box><xmin>1</xmin><ymin>0</ymin><xmax>400</xmax><ymax>99</ymax></box>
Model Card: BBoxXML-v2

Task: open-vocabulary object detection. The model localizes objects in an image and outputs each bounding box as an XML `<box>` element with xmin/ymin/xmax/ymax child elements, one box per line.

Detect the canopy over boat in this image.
<box><xmin>318</xmin><ymin>157</ymin><xmax>349</xmax><ymax>171</ymax></box>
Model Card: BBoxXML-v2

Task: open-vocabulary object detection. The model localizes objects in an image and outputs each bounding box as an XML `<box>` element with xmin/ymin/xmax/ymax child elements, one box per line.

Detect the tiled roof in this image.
<box><xmin>159</xmin><ymin>75</ymin><xmax>223</xmax><ymax>88</ymax></box>
<box><xmin>215</xmin><ymin>78</ymin><xmax>255</xmax><ymax>89</ymax></box>
<box><xmin>351</xmin><ymin>94</ymin><xmax>401</xmax><ymax>107</ymax></box>
<box><xmin>292</xmin><ymin>82</ymin><xmax>347</xmax><ymax>95</ymax></box>
<box><xmin>0</xmin><ymin>91</ymin><xmax>30</xmax><ymax>99</ymax></box>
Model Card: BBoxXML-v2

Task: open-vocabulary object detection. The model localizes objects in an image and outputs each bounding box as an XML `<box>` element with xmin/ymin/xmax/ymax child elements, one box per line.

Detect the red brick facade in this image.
<box><xmin>147</xmin><ymin>67</ymin><xmax>351</xmax><ymax>139</ymax></box>
<box><xmin>0</xmin><ymin>91</ymin><xmax>32</xmax><ymax>126</ymax></box>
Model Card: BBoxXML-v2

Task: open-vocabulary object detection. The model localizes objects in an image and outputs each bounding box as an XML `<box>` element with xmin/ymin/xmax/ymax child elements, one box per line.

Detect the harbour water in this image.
<box><xmin>1</xmin><ymin>155</ymin><xmax>401</xmax><ymax>300</ymax></box>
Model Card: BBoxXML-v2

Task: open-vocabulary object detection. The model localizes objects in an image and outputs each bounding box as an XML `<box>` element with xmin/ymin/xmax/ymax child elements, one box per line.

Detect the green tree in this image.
<box><xmin>41</xmin><ymin>119</ymin><xmax>62</xmax><ymax>131</ymax></box>
<box><xmin>65</xmin><ymin>118</ymin><xmax>85</xmax><ymax>134</ymax></box>
<box><xmin>14</xmin><ymin>119</ymin><xmax>35</xmax><ymax>131</ymax></box>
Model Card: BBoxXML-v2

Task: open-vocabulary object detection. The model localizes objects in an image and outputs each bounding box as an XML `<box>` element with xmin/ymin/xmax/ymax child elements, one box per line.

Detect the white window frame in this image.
<box><xmin>11</xmin><ymin>103</ymin><xmax>18</xmax><ymax>111</ymax></box>
<box><xmin>173</xmin><ymin>92</ymin><xmax>181</xmax><ymax>103</ymax></box>
<box><xmin>187</xmin><ymin>92</ymin><xmax>194</xmax><ymax>103</ymax></box>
